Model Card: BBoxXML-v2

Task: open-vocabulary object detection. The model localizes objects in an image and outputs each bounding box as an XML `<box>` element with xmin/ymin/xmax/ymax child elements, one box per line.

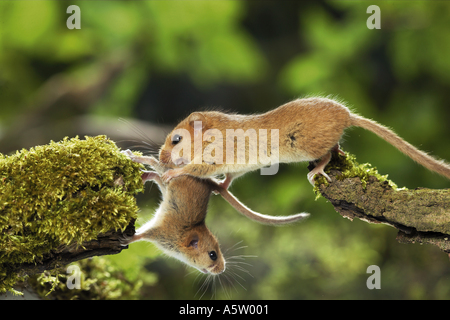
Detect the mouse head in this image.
<box><xmin>160</xmin><ymin>112</ymin><xmax>208</xmax><ymax>166</ymax></box>
<box><xmin>178</xmin><ymin>222</ymin><xmax>225</xmax><ymax>275</ymax></box>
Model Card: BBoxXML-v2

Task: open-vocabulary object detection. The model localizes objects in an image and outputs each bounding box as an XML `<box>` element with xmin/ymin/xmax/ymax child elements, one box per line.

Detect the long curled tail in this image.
<box><xmin>215</xmin><ymin>186</ymin><xmax>309</xmax><ymax>225</ymax></box>
<box><xmin>350</xmin><ymin>113</ymin><xmax>450</xmax><ymax>180</ymax></box>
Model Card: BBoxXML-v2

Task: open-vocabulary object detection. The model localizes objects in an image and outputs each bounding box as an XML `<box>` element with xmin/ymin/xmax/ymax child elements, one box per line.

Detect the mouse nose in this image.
<box><xmin>210</xmin><ymin>261</ymin><xmax>226</xmax><ymax>274</ymax></box>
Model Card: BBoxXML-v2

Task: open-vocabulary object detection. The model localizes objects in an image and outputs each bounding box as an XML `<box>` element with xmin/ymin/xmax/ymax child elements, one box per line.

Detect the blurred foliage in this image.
<box><xmin>28</xmin><ymin>256</ymin><xmax>143</xmax><ymax>300</ymax></box>
<box><xmin>1</xmin><ymin>0</ymin><xmax>450</xmax><ymax>299</ymax></box>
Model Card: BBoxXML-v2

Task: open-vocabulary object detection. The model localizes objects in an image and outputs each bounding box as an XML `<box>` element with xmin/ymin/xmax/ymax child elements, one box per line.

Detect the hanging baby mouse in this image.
<box><xmin>158</xmin><ymin>97</ymin><xmax>450</xmax><ymax>188</ymax></box>
<box><xmin>119</xmin><ymin>150</ymin><xmax>309</xmax><ymax>274</ymax></box>
<box><xmin>120</xmin><ymin>168</ymin><xmax>226</xmax><ymax>274</ymax></box>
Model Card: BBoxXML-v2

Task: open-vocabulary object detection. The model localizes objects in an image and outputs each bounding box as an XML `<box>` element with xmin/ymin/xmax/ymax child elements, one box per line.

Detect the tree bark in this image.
<box><xmin>315</xmin><ymin>168</ymin><xmax>450</xmax><ymax>254</ymax></box>
<box><xmin>14</xmin><ymin>220</ymin><xmax>135</xmax><ymax>278</ymax></box>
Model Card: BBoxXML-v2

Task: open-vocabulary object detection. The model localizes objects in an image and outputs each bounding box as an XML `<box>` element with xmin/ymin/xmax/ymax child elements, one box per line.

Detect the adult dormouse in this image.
<box><xmin>158</xmin><ymin>97</ymin><xmax>450</xmax><ymax>187</ymax></box>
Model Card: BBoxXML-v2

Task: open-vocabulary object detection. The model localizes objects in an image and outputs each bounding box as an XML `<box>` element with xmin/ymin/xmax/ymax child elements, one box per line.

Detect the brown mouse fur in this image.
<box><xmin>120</xmin><ymin>150</ymin><xmax>308</xmax><ymax>274</ymax></box>
<box><xmin>120</xmin><ymin>165</ymin><xmax>226</xmax><ymax>274</ymax></box>
<box><xmin>159</xmin><ymin>97</ymin><xmax>450</xmax><ymax>186</ymax></box>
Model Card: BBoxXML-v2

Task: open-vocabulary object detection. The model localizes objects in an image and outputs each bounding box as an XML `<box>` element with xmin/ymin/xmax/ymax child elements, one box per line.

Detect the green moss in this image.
<box><xmin>313</xmin><ymin>151</ymin><xmax>400</xmax><ymax>198</ymax></box>
<box><xmin>0</xmin><ymin>136</ymin><xmax>144</xmax><ymax>294</ymax></box>
<box><xmin>28</xmin><ymin>257</ymin><xmax>143</xmax><ymax>300</ymax></box>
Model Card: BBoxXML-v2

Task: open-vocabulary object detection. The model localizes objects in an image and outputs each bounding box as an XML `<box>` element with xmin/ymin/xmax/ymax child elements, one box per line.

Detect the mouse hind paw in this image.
<box><xmin>307</xmin><ymin>168</ymin><xmax>331</xmax><ymax>185</ymax></box>
<box><xmin>307</xmin><ymin>152</ymin><xmax>333</xmax><ymax>185</ymax></box>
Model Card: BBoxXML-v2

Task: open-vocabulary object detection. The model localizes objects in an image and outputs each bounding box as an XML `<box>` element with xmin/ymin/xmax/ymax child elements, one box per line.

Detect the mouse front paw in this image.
<box><xmin>121</xmin><ymin>149</ymin><xmax>137</xmax><ymax>161</ymax></box>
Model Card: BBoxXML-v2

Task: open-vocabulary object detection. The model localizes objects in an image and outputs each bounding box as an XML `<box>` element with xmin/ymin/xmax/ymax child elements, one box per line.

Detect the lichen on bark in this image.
<box><xmin>313</xmin><ymin>151</ymin><xmax>450</xmax><ymax>254</ymax></box>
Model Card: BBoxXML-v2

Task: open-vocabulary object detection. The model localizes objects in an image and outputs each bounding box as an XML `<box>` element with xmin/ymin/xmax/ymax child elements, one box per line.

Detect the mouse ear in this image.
<box><xmin>188</xmin><ymin>112</ymin><xmax>207</xmax><ymax>130</ymax></box>
<box><xmin>189</xmin><ymin>239</ymin><xmax>198</xmax><ymax>249</ymax></box>
<box><xmin>186</xmin><ymin>232</ymin><xmax>199</xmax><ymax>249</ymax></box>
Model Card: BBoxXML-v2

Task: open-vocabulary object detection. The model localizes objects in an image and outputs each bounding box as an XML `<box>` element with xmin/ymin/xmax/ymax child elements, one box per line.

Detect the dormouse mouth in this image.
<box><xmin>200</xmin><ymin>264</ymin><xmax>215</xmax><ymax>274</ymax></box>
<box><xmin>199</xmin><ymin>263</ymin><xmax>225</xmax><ymax>275</ymax></box>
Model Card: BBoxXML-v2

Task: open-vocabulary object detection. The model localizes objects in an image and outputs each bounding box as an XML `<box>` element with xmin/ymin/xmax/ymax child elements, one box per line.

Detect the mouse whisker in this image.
<box><xmin>222</xmin><ymin>240</ymin><xmax>244</xmax><ymax>254</ymax></box>
<box><xmin>194</xmin><ymin>275</ymin><xmax>206</xmax><ymax>298</ymax></box>
<box><xmin>228</xmin><ymin>260</ymin><xmax>255</xmax><ymax>267</ymax></box>
<box><xmin>228</xmin><ymin>264</ymin><xmax>254</xmax><ymax>278</ymax></box>
<box><xmin>212</xmin><ymin>275</ymin><xmax>220</xmax><ymax>300</ymax></box>
<box><xmin>226</xmin><ymin>261</ymin><xmax>254</xmax><ymax>270</ymax></box>
<box><xmin>185</xmin><ymin>268</ymin><xmax>199</xmax><ymax>279</ymax></box>
<box><xmin>222</xmin><ymin>273</ymin><xmax>239</xmax><ymax>297</ymax></box>
<box><xmin>226</xmin><ymin>274</ymin><xmax>242</xmax><ymax>294</ymax></box>
<box><xmin>117</xmin><ymin>140</ymin><xmax>159</xmax><ymax>155</ymax></box>
<box><xmin>229</xmin><ymin>245</ymin><xmax>249</xmax><ymax>252</ymax></box>
<box><xmin>117</xmin><ymin>118</ymin><xmax>160</xmax><ymax>153</ymax></box>
<box><xmin>188</xmin><ymin>254</ymin><xmax>256</xmax><ymax>299</ymax></box>
<box><xmin>227</xmin><ymin>269</ymin><xmax>248</xmax><ymax>283</ymax></box>
<box><xmin>225</xmin><ymin>254</ymin><xmax>258</xmax><ymax>262</ymax></box>
<box><xmin>224</xmin><ymin>268</ymin><xmax>248</xmax><ymax>292</ymax></box>
<box><xmin>216</xmin><ymin>273</ymin><xmax>230</xmax><ymax>300</ymax></box>
<box><xmin>127</xmin><ymin>141</ymin><xmax>158</xmax><ymax>150</ymax></box>
<box><xmin>196</xmin><ymin>273</ymin><xmax>213</xmax><ymax>300</ymax></box>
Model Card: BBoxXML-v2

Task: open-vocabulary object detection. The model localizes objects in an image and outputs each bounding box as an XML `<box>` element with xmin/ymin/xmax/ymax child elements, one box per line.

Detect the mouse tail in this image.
<box><xmin>350</xmin><ymin>113</ymin><xmax>450</xmax><ymax>180</ymax></box>
<box><xmin>216</xmin><ymin>187</ymin><xmax>309</xmax><ymax>225</ymax></box>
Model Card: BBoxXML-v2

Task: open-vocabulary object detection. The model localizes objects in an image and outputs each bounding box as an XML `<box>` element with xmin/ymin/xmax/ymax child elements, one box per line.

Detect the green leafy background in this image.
<box><xmin>1</xmin><ymin>1</ymin><xmax>450</xmax><ymax>299</ymax></box>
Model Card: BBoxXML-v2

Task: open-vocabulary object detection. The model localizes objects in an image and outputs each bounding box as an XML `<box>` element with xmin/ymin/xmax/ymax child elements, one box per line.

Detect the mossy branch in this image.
<box><xmin>14</xmin><ymin>220</ymin><xmax>135</xmax><ymax>278</ymax></box>
<box><xmin>0</xmin><ymin>136</ymin><xmax>144</xmax><ymax>294</ymax></box>
<box><xmin>312</xmin><ymin>152</ymin><xmax>450</xmax><ymax>255</ymax></box>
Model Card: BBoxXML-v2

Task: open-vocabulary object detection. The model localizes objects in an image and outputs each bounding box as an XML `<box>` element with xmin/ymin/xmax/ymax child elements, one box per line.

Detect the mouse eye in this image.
<box><xmin>171</xmin><ymin>134</ymin><xmax>182</xmax><ymax>145</ymax></box>
<box><xmin>208</xmin><ymin>251</ymin><xmax>217</xmax><ymax>261</ymax></box>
